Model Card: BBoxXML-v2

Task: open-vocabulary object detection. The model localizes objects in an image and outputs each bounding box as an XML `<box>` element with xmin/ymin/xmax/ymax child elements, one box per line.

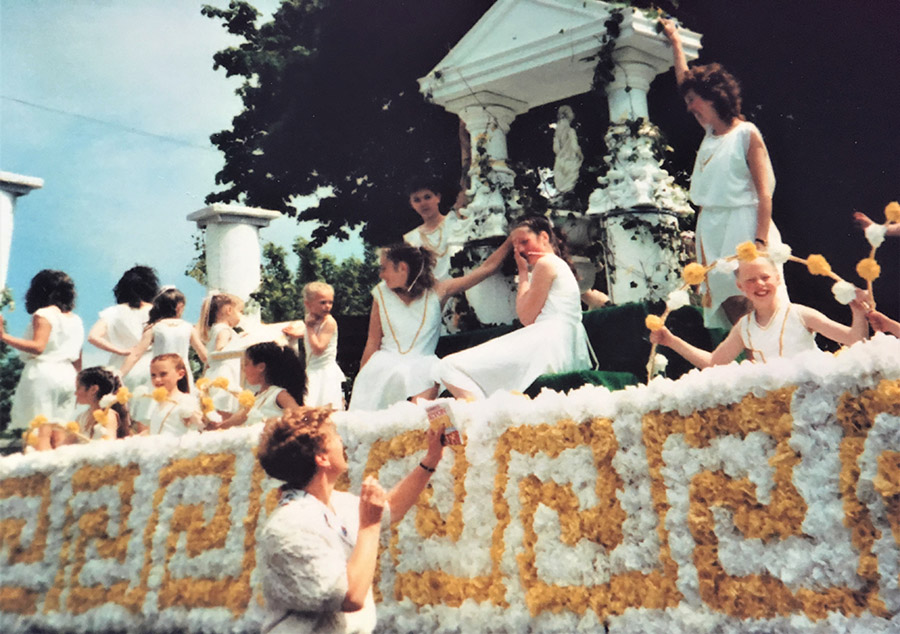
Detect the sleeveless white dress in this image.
<box><xmin>437</xmin><ymin>254</ymin><xmax>591</xmax><ymax>399</ymax></box>
<box><xmin>304</xmin><ymin>320</ymin><xmax>345</xmax><ymax>409</ymax></box>
<box><xmin>145</xmin><ymin>390</ymin><xmax>201</xmax><ymax>436</ymax></box>
<box><xmin>151</xmin><ymin>318</ymin><xmax>195</xmax><ymax>391</ymax></box>
<box><xmin>690</xmin><ymin>121</ymin><xmax>786</xmax><ymax>329</ymax></box>
<box><xmin>99</xmin><ymin>302</ymin><xmax>152</xmax><ymax>420</ymax></box>
<box><xmin>348</xmin><ymin>282</ymin><xmax>441</xmax><ymax>411</ymax></box>
<box><xmin>403</xmin><ymin>214</ymin><xmax>462</xmax><ymax>282</ymax></box>
<box><xmin>204</xmin><ymin>322</ymin><xmax>240</xmax><ymax>412</ymax></box>
<box><xmin>737</xmin><ymin>301</ymin><xmax>817</xmax><ymax>363</ymax></box>
<box><xmin>10</xmin><ymin>307</ymin><xmax>84</xmax><ymax>430</ymax></box>
<box><xmin>246</xmin><ymin>385</ymin><xmax>287</xmax><ymax>425</ymax></box>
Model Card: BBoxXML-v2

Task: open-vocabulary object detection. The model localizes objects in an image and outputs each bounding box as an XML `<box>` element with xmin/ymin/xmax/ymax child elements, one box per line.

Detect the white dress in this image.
<box><xmin>77</xmin><ymin>409</ymin><xmax>111</xmax><ymax>441</ymax></box>
<box><xmin>144</xmin><ymin>390</ymin><xmax>201</xmax><ymax>436</ymax></box>
<box><xmin>204</xmin><ymin>322</ymin><xmax>240</xmax><ymax>412</ymax></box>
<box><xmin>10</xmin><ymin>307</ymin><xmax>84</xmax><ymax>430</ymax></box>
<box><xmin>260</xmin><ymin>489</ymin><xmax>385</xmax><ymax>634</ymax></box>
<box><xmin>403</xmin><ymin>214</ymin><xmax>460</xmax><ymax>282</ymax></box>
<box><xmin>246</xmin><ymin>385</ymin><xmax>287</xmax><ymax>426</ymax></box>
<box><xmin>690</xmin><ymin>121</ymin><xmax>786</xmax><ymax>329</ymax></box>
<box><xmin>348</xmin><ymin>283</ymin><xmax>441</xmax><ymax>411</ymax></box>
<box><xmin>737</xmin><ymin>301</ymin><xmax>818</xmax><ymax>363</ymax></box>
<box><xmin>151</xmin><ymin>318</ymin><xmax>195</xmax><ymax>391</ymax></box>
<box><xmin>437</xmin><ymin>254</ymin><xmax>591</xmax><ymax>399</ymax></box>
<box><xmin>99</xmin><ymin>303</ymin><xmax>152</xmax><ymax>420</ymax></box>
<box><xmin>304</xmin><ymin>320</ymin><xmax>345</xmax><ymax>409</ymax></box>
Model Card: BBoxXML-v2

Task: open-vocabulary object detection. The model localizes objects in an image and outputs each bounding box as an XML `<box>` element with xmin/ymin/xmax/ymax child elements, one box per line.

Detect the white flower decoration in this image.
<box><xmin>665</xmin><ymin>289</ymin><xmax>690</xmax><ymax>312</ymax></box>
<box><xmin>831</xmin><ymin>280</ymin><xmax>857</xmax><ymax>305</ymax></box>
<box><xmin>132</xmin><ymin>385</ymin><xmax>150</xmax><ymax>398</ymax></box>
<box><xmin>864</xmin><ymin>223</ymin><xmax>887</xmax><ymax>249</ymax></box>
<box><xmin>714</xmin><ymin>259</ymin><xmax>739</xmax><ymax>275</ymax></box>
<box><xmin>206</xmin><ymin>411</ymin><xmax>222</xmax><ymax>424</ymax></box>
<box><xmin>766</xmin><ymin>242</ymin><xmax>792</xmax><ymax>265</ymax></box>
<box><xmin>98</xmin><ymin>394</ymin><xmax>116</xmax><ymax>409</ymax></box>
<box><xmin>652</xmin><ymin>353</ymin><xmax>669</xmax><ymax>376</ymax></box>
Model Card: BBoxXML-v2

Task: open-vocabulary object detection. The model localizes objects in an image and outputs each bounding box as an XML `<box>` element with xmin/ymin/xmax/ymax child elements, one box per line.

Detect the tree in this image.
<box><xmin>0</xmin><ymin>290</ymin><xmax>24</xmax><ymax>434</ymax></box>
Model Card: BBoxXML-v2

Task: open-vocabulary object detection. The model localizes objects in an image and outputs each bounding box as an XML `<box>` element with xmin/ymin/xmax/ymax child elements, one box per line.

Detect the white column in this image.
<box><xmin>0</xmin><ymin>171</ymin><xmax>44</xmax><ymax>292</ymax></box>
<box><xmin>186</xmin><ymin>204</ymin><xmax>281</xmax><ymax>302</ymax></box>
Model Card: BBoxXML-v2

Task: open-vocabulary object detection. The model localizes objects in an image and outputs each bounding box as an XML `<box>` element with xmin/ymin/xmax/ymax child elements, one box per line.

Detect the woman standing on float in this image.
<box><xmin>662</xmin><ymin>19</ymin><xmax>785</xmax><ymax>329</ymax></box>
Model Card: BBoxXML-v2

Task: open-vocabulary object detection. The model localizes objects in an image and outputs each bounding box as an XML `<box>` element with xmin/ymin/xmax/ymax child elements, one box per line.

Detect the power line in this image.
<box><xmin>1</xmin><ymin>95</ymin><xmax>217</xmax><ymax>151</ymax></box>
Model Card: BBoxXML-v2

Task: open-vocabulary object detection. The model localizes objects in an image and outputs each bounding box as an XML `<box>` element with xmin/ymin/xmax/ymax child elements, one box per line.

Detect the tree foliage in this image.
<box><xmin>0</xmin><ymin>291</ymin><xmax>24</xmax><ymax>433</ymax></box>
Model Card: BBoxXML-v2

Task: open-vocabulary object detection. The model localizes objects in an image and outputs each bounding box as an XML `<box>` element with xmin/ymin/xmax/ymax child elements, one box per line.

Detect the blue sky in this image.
<box><xmin>1</xmin><ymin>0</ymin><xmax>361</xmax><ymax>365</ymax></box>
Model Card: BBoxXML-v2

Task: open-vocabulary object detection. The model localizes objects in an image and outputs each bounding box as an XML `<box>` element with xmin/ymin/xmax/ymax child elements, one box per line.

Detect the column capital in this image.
<box><xmin>187</xmin><ymin>203</ymin><xmax>281</xmax><ymax>229</ymax></box>
<box><xmin>0</xmin><ymin>171</ymin><xmax>44</xmax><ymax>197</ymax></box>
<box><xmin>446</xmin><ymin>91</ymin><xmax>528</xmax><ymax>133</ymax></box>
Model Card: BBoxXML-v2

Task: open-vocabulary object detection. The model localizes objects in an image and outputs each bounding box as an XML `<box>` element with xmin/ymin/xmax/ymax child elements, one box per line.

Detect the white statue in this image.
<box><xmin>552</xmin><ymin>105</ymin><xmax>583</xmax><ymax>194</ymax></box>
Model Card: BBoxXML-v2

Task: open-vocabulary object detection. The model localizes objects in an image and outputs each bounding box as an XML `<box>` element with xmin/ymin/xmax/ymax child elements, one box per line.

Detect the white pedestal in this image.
<box><xmin>0</xmin><ymin>171</ymin><xmax>44</xmax><ymax>292</ymax></box>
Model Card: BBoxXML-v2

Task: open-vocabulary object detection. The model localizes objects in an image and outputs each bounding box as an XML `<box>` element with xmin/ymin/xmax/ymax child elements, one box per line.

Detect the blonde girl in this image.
<box><xmin>138</xmin><ymin>353</ymin><xmax>202</xmax><ymax>436</ymax></box>
<box><xmin>300</xmin><ymin>282</ymin><xmax>345</xmax><ymax>409</ymax></box>
<box><xmin>199</xmin><ymin>293</ymin><xmax>245</xmax><ymax>412</ymax></box>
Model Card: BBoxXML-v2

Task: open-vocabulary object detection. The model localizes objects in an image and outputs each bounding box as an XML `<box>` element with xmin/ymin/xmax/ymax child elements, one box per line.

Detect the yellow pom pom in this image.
<box><xmin>806</xmin><ymin>254</ymin><xmax>832</xmax><ymax>277</ymax></box>
<box><xmin>735</xmin><ymin>241</ymin><xmax>759</xmax><ymax>262</ymax></box>
<box><xmin>195</xmin><ymin>377</ymin><xmax>211</xmax><ymax>392</ymax></box>
<box><xmin>237</xmin><ymin>390</ymin><xmax>256</xmax><ymax>410</ymax></box>
<box><xmin>682</xmin><ymin>262</ymin><xmax>707</xmax><ymax>286</ymax></box>
<box><xmin>885</xmin><ymin>201</ymin><xmax>900</xmax><ymax>223</ymax></box>
<box><xmin>115</xmin><ymin>386</ymin><xmax>131</xmax><ymax>405</ymax></box>
<box><xmin>92</xmin><ymin>410</ymin><xmax>107</xmax><ymax>424</ymax></box>
<box><xmin>66</xmin><ymin>421</ymin><xmax>80</xmax><ymax>434</ymax></box>
<box><xmin>201</xmin><ymin>396</ymin><xmax>215</xmax><ymax>414</ymax></box>
<box><xmin>29</xmin><ymin>415</ymin><xmax>48</xmax><ymax>430</ymax></box>
<box><xmin>152</xmin><ymin>387</ymin><xmax>170</xmax><ymax>403</ymax></box>
<box><xmin>211</xmin><ymin>376</ymin><xmax>230</xmax><ymax>389</ymax></box>
<box><xmin>856</xmin><ymin>257</ymin><xmax>881</xmax><ymax>282</ymax></box>
<box><xmin>645</xmin><ymin>314</ymin><xmax>665</xmax><ymax>332</ymax></box>
<box><xmin>25</xmin><ymin>430</ymin><xmax>40</xmax><ymax>447</ymax></box>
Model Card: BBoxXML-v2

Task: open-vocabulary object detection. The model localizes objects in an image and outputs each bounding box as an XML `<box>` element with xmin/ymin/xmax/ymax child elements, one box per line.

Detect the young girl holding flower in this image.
<box><xmin>138</xmin><ymin>353</ymin><xmax>203</xmax><ymax>436</ymax></box>
<box><xmin>199</xmin><ymin>293</ymin><xmax>245</xmax><ymax>413</ymax></box>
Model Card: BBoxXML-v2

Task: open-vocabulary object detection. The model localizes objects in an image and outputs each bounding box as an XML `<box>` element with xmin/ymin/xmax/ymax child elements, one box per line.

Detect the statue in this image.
<box><xmin>552</xmin><ymin>105</ymin><xmax>583</xmax><ymax>195</ymax></box>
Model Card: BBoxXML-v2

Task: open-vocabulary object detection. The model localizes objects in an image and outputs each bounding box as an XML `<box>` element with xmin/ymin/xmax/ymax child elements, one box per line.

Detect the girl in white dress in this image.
<box><xmin>1</xmin><ymin>269</ymin><xmax>84</xmax><ymax>431</ymax></box>
<box><xmin>299</xmin><ymin>282</ymin><xmax>345</xmax><ymax>409</ymax></box>
<box><xmin>650</xmin><ymin>257</ymin><xmax>869</xmax><ymax>366</ymax></box>
<box><xmin>437</xmin><ymin>216</ymin><xmax>592</xmax><ymax>400</ymax></box>
<box><xmin>402</xmin><ymin>176</ymin><xmax>466</xmax><ymax>282</ymax></box>
<box><xmin>198</xmin><ymin>293</ymin><xmax>245</xmax><ymax>413</ymax></box>
<box><xmin>137</xmin><ymin>354</ymin><xmax>203</xmax><ymax>436</ymax></box>
<box><xmin>87</xmin><ymin>265</ymin><xmax>159</xmax><ymax>421</ymax></box>
<box><xmin>214</xmin><ymin>342</ymin><xmax>304</xmax><ymax>429</ymax></box>
<box><xmin>349</xmin><ymin>240</ymin><xmax>512</xmax><ymax>411</ymax></box>
<box><xmin>663</xmin><ymin>20</ymin><xmax>786</xmax><ymax>329</ymax></box>
<box><xmin>120</xmin><ymin>287</ymin><xmax>206</xmax><ymax>391</ymax></box>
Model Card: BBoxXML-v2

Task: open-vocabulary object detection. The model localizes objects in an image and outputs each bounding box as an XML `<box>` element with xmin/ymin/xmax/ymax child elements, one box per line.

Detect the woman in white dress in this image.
<box><xmin>437</xmin><ymin>216</ymin><xmax>592</xmax><ymax>400</ymax></box>
<box><xmin>1</xmin><ymin>269</ymin><xmax>84</xmax><ymax>431</ymax></box>
<box><xmin>663</xmin><ymin>20</ymin><xmax>785</xmax><ymax>329</ymax></box>
<box><xmin>87</xmin><ymin>265</ymin><xmax>159</xmax><ymax>420</ymax></box>
<box><xmin>348</xmin><ymin>240</ymin><xmax>512</xmax><ymax>411</ymax></box>
<box><xmin>402</xmin><ymin>176</ymin><xmax>465</xmax><ymax>282</ymax></box>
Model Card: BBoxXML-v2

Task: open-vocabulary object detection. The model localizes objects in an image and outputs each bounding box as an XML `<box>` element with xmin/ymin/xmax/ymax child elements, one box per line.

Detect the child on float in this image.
<box><xmin>436</xmin><ymin>216</ymin><xmax>592</xmax><ymax>400</ymax></box>
<box><xmin>212</xmin><ymin>342</ymin><xmax>304</xmax><ymax>429</ymax></box>
<box><xmin>348</xmin><ymin>239</ymin><xmax>512</xmax><ymax>411</ymax></box>
<box><xmin>403</xmin><ymin>176</ymin><xmax>464</xmax><ymax>281</ymax></box>
<box><xmin>120</xmin><ymin>287</ymin><xmax>206</xmax><ymax>391</ymax></box>
<box><xmin>0</xmin><ymin>269</ymin><xmax>84</xmax><ymax>431</ymax></box>
<box><xmin>295</xmin><ymin>282</ymin><xmax>345</xmax><ymax>409</ymax></box>
<box><xmin>198</xmin><ymin>292</ymin><xmax>245</xmax><ymax>413</ymax></box>
<box><xmin>649</xmin><ymin>256</ymin><xmax>869</xmax><ymax>367</ymax></box>
<box><xmin>137</xmin><ymin>353</ymin><xmax>203</xmax><ymax>436</ymax></box>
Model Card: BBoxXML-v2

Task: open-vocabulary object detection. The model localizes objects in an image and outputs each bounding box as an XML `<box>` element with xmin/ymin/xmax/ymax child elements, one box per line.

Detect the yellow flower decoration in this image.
<box><xmin>66</xmin><ymin>421</ymin><xmax>80</xmax><ymax>434</ymax></box>
<box><xmin>211</xmin><ymin>376</ymin><xmax>230</xmax><ymax>389</ymax></box>
<box><xmin>152</xmin><ymin>387</ymin><xmax>170</xmax><ymax>403</ymax></box>
<box><xmin>885</xmin><ymin>201</ymin><xmax>900</xmax><ymax>223</ymax></box>
<box><xmin>856</xmin><ymin>257</ymin><xmax>881</xmax><ymax>282</ymax></box>
<box><xmin>645</xmin><ymin>314</ymin><xmax>665</xmax><ymax>332</ymax></box>
<box><xmin>115</xmin><ymin>386</ymin><xmax>131</xmax><ymax>405</ymax></box>
<box><xmin>682</xmin><ymin>262</ymin><xmax>707</xmax><ymax>286</ymax></box>
<box><xmin>29</xmin><ymin>415</ymin><xmax>48</xmax><ymax>430</ymax></box>
<box><xmin>195</xmin><ymin>377</ymin><xmax>211</xmax><ymax>391</ymax></box>
<box><xmin>735</xmin><ymin>241</ymin><xmax>759</xmax><ymax>262</ymax></box>
<box><xmin>237</xmin><ymin>390</ymin><xmax>256</xmax><ymax>410</ymax></box>
<box><xmin>25</xmin><ymin>429</ymin><xmax>39</xmax><ymax>447</ymax></box>
<box><xmin>806</xmin><ymin>254</ymin><xmax>832</xmax><ymax>277</ymax></box>
<box><xmin>201</xmin><ymin>396</ymin><xmax>215</xmax><ymax>414</ymax></box>
<box><xmin>92</xmin><ymin>410</ymin><xmax>107</xmax><ymax>424</ymax></box>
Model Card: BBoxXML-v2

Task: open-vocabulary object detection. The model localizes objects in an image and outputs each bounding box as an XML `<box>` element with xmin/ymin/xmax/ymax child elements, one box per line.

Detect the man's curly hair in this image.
<box><xmin>257</xmin><ymin>407</ymin><xmax>334</xmax><ymax>488</ymax></box>
<box><xmin>679</xmin><ymin>63</ymin><xmax>743</xmax><ymax>123</ymax></box>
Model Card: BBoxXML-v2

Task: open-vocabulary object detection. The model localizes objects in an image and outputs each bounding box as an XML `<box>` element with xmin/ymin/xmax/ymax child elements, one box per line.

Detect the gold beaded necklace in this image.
<box><xmin>377</xmin><ymin>285</ymin><xmax>430</xmax><ymax>355</ymax></box>
<box><xmin>418</xmin><ymin>218</ymin><xmax>447</xmax><ymax>257</ymax></box>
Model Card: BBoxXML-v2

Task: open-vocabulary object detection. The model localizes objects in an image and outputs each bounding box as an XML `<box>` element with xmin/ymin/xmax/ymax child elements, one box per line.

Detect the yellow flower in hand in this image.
<box><xmin>237</xmin><ymin>390</ymin><xmax>256</xmax><ymax>410</ymax></box>
<box><xmin>115</xmin><ymin>386</ymin><xmax>131</xmax><ymax>405</ymax></box>
<box><xmin>682</xmin><ymin>262</ymin><xmax>707</xmax><ymax>286</ymax></box>
<box><xmin>201</xmin><ymin>396</ymin><xmax>215</xmax><ymax>414</ymax></box>
<box><xmin>66</xmin><ymin>421</ymin><xmax>80</xmax><ymax>434</ymax></box>
<box><xmin>212</xmin><ymin>376</ymin><xmax>230</xmax><ymax>389</ymax></box>
<box><xmin>25</xmin><ymin>429</ymin><xmax>39</xmax><ymax>447</ymax></box>
<box><xmin>735</xmin><ymin>241</ymin><xmax>759</xmax><ymax>262</ymax></box>
<box><xmin>645</xmin><ymin>314</ymin><xmax>665</xmax><ymax>332</ymax></box>
<box><xmin>92</xmin><ymin>410</ymin><xmax>107</xmax><ymax>425</ymax></box>
<box><xmin>152</xmin><ymin>387</ymin><xmax>170</xmax><ymax>403</ymax></box>
<box><xmin>195</xmin><ymin>377</ymin><xmax>211</xmax><ymax>392</ymax></box>
<box><xmin>29</xmin><ymin>415</ymin><xmax>48</xmax><ymax>430</ymax></box>
<box><xmin>885</xmin><ymin>201</ymin><xmax>900</xmax><ymax>223</ymax></box>
<box><xmin>856</xmin><ymin>257</ymin><xmax>881</xmax><ymax>282</ymax></box>
<box><xmin>806</xmin><ymin>254</ymin><xmax>832</xmax><ymax>277</ymax></box>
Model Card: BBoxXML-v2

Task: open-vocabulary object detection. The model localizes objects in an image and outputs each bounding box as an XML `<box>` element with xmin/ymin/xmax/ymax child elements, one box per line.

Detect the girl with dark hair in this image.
<box><xmin>213</xmin><ymin>342</ymin><xmax>304</xmax><ymax>429</ymax></box>
<box><xmin>403</xmin><ymin>176</ymin><xmax>465</xmax><ymax>281</ymax></box>
<box><xmin>662</xmin><ymin>19</ymin><xmax>786</xmax><ymax>329</ymax></box>
<box><xmin>87</xmin><ymin>265</ymin><xmax>160</xmax><ymax>419</ymax></box>
<box><xmin>0</xmin><ymin>269</ymin><xmax>84</xmax><ymax>430</ymax></box>
<box><xmin>120</xmin><ymin>287</ymin><xmax>206</xmax><ymax>390</ymax></box>
<box><xmin>348</xmin><ymin>238</ymin><xmax>511</xmax><ymax>411</ymax></box>
<box><xmin>437</xmin><ymin>216</ymin><xmax>592</xmax><ymax>400</ymax></box>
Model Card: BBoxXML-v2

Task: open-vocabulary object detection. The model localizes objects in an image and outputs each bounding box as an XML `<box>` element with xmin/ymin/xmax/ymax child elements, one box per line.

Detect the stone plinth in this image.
<box><xmin>0</xmin><ymin>171</ymin><xmax>44</xmax><ymax>292</ymax></box>
<box><xmin>186</xmin><ymin>204</ymin><xmax>281</xmax><ymax>301</ymax></box>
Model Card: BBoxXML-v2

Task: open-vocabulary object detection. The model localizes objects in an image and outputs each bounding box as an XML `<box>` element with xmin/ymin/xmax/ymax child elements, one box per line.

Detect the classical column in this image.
<box><xmin>186</xmin><ymin>204</ymin><xmax>280</xmax><ymax>301</ymax></box>
<box><xmin>0</xmin><ymin>171</ymin><xmax>44</xmax><ymax>293</ymax></box>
